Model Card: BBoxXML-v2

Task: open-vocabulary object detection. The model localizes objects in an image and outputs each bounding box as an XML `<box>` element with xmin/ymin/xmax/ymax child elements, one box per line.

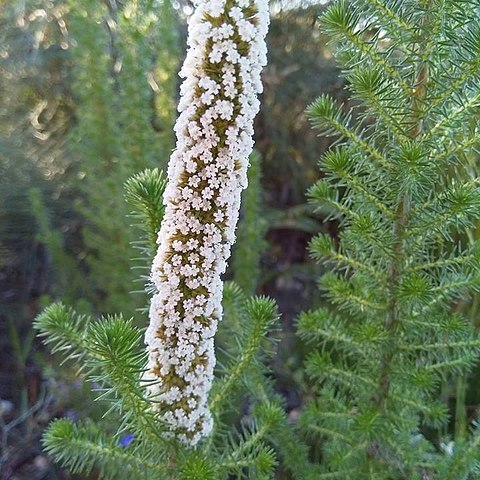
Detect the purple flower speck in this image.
<box><xmin>119</xmin><ymin>433</ymin><xmax>135</xmax><ymax>447</ymax></box>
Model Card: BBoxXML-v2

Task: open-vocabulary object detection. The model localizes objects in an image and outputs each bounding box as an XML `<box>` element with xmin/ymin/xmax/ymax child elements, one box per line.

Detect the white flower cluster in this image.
<box><xmin>144</xmin><ymin>0</ymin><xmax>269</xmax><ymax>445</ymax></box>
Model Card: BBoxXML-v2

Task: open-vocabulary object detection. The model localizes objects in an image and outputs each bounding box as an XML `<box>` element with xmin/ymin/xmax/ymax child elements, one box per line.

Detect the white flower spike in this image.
<box><xmin>145</xmin><ymin>0</ymin><xmax>269</xmax><ymax>446</ymax></box>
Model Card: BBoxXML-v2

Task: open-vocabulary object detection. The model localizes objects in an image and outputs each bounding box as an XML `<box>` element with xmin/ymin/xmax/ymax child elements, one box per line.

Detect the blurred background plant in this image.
<box><xmin>0</xmin><ymin>0</ymin><xmax>180</xmax><ymax>476</ymax></box>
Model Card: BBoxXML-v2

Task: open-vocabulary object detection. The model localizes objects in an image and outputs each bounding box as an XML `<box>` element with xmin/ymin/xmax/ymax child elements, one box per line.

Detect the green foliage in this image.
<box><xmin>66</xmin><ymin>0</ymin><xmax>168</xmax><ymax>316</ymax></box>
<box><xmin>299</xmin><ymin>0</ymin><xmax>480</xmax><ymax>478</ymax></box>
<box><xmin>209</xmin><ymin>292</ymin><xmax>279</xmax><ymax>417</ymax></box>
<box><xmin>124</xmin><ymin>168</ymin><xmax>167</xmax><ymax>303</ymax></box>
<box><xmin>115</xmin><ymin>0</ymin><xmax>178</xmax><ymax>172</ymax></box>
<box><xmin>232</xmin><ymin>151</ymin><xmax>268</xmax><ymax>295</ymax></box>
<box><xmin>34</xmin><ymin>282</ymin><xmax>291</xmax><ymax>479</ymax></box>
<box><xmin>35</xmin><ymin>164</ymin><xmax>303</xmax><ymax>478</ymax></box>
<box><xmin>0</xmin><ymin>0</ymin><xmax>72</xmax><ymax>326</ymax></box>
<box><xmin>35</xmin><ymin>303</ymin><xmax>167</xmax><ymax>442</ymax></box>
<box><xmin>35</xmin><ymin>303</ymin><xmax>90</xmax><ymax>364</ymax></box>
<box><xmin>251</xmin><ymin>392</ymin><xmax>320</xmax><ymax>480</ymax></box>
<box><xmin>66</xmin><ymin>0</ymin><xmax>127</xmax><ymax>313</ymax></box>
<box><xmin>29</xmin><ymin>187</ymin><xmax>87</xmax><ymax>304</ymax></box>
<box><xmin>214</xmin><ymin>282</ymin><xmax>318</xmax><ymax>480</ymax></box>
<box><xmin>26</xmin><ymin>0</ymin><xmax>180</xmax><ymax>318</ymax></box>
<box><xmin>43</xmin><ymin>418</ymin><xmax>170</xmax><ymax>479</ymax></box>
<box><xmin>125</xmin><ymin>168</ymin><xmax>167</xmax><ymax>255</ymax></box>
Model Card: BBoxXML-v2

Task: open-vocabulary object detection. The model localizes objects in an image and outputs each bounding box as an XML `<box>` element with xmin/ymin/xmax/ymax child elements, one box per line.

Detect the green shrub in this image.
<box><xmin>299</xmin><ymin>1</ymin><xmax>480</xmax><ymax>478</ymax></box>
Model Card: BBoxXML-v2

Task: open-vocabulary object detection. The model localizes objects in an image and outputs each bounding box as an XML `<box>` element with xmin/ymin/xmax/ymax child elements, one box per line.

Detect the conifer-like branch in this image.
<box><xmin>302</xmin><ymin>0</ymin><xmax>480</xmax><ymax>476</ymax></box>
<box><xmin>43</xmin><ymin>419</ymin><xmax>170</xmax><ymax>479</ymax></box>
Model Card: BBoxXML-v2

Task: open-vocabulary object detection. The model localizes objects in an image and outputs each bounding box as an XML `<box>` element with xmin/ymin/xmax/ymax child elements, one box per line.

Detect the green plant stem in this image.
<box><xmin>455</xmin><ymin>376</ymin><xmax>467</xmax><ymax>439</ymax></box>
<box><xmin>376</xmin><ymin>199</ymin><xmax>406</xmax><ymax>411</ymax></box>
<box><xmin>375</xmin><ymin>41</ymin><xmax>430</xmax><ymax>412</ymax></box>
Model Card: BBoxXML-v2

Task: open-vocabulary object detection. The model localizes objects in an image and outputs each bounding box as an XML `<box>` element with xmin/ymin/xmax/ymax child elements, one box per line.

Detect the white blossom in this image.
<box><xmin>144</xmin><ymin>0</ymin><xmax>269</xmax><ymax>446</ymax></box>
